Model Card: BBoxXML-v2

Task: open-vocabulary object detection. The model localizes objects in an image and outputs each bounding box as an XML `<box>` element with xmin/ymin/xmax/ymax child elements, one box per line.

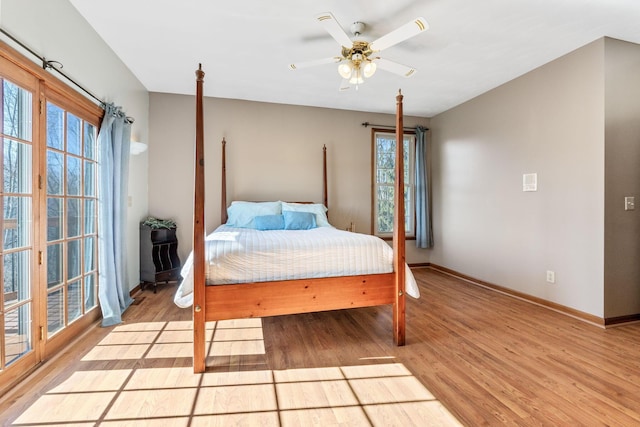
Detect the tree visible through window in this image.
<box><xmin>372</xmin><ymin>129</ymin><xmax>415</xmax><ymax>237</ymax></box>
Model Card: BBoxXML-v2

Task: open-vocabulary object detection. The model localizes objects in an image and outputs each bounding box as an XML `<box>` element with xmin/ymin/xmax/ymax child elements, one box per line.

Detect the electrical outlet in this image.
<box><xmin>546</xmin><ymin>270</ymin><xmax>555</xmax><ymax>284</ymax></box>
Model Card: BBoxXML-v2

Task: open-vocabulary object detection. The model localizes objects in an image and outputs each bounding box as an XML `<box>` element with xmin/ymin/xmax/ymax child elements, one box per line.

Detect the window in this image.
<box><xmin>372</xmin><ymin>129</ymin><xmax>415</xmax><ymax>237</ymax></box>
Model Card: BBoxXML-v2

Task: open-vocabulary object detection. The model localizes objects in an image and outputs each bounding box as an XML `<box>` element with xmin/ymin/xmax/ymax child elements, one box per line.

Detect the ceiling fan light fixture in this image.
<box><xmin>363</xmin><ymin>61</ymin><xmax>377</xmax><ymax>78</ymax></box>
<box><xmin>338</xmin><ymin>62</ymin><xmax>353</xmax><ymax>79</ymax></box>
<box><xmin>349</xmin><ymin>67</ymin><xmax>364</xmax><ymax>85</ymax></box>
<box><xmin>292</xmin><ymin>12</ymin><xmax>428</xmax><ymax>92</ymax></box>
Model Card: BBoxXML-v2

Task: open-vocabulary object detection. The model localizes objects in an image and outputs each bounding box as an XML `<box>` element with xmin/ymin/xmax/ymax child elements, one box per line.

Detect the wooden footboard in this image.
<box><xmin>204</xmin><ymin>273</ymin><xmax>396</xmax><ymax>321</ymax></box>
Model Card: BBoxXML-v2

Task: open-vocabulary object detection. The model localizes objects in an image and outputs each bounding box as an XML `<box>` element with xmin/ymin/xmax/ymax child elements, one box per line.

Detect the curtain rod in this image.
<box><xmin>361</xmin><ymin>122</ymin><xmax>428</xmax><ymax>131</ymax></box>
<box><xmin>0</xmin><ymin>27</ymin><xmax>135</xmax><ymax>121</ymax></box>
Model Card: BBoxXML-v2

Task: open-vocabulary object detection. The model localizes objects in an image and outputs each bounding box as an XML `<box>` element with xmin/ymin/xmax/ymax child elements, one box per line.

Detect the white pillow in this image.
<box><xmin>281</xmin><ymin>202</ymin><xmax>331</xmax><ymax>227</ymax></box>
<box><xmin>226</xmin><ymin>201</ymin><xmax>281</xmax><ymax>228</ymax></box>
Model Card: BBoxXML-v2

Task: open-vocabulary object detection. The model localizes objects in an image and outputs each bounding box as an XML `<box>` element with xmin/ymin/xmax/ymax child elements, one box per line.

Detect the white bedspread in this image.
<box><xmin>174</xmin><ymin>225</ymin><xmax>420</xmax><ymax>308</ymax></box>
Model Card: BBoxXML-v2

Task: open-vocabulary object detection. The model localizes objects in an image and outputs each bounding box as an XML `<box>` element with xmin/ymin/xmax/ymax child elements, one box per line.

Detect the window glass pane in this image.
<box><xmin>377</xmin><ymin>166</ymin><xmax>394</xmax><ymax>184</ymax></box>
<box><xmin>3</xmin><ymin>139</ymin><xmax>32</xmax><ymax>194</ymax></box>
<box><xmin>375</xmin><ymin>137</ymin><xmax>411</xmax><ymax>177</ymax></box>
<box><xmin>3</xmin><ymin>249</ymin><xmax>30</xmax><ymax>308</ymax></box>
<box><xmin>68</xmin><ymin>280</ymin><xmax>82</xmax><ymax>322</ymax></box>
<box><xmin>84</xmin><ymin>160</ymin><xmax>95</xmax><ymax>197</ymax></box>
<box><xmin>47</xmin><ymin>243</ymin><xmax>63</xmax><ymax>289</ymax></box>
<box><xmin>84</xmin><ymin>123</ymin><xmax>96</xmax><ymax>160</ymax></box>
<box><xmin>47</xmin><ymin>288</ymin><xmax>64</xmax><ymax>336</ymax></box>
<box><xmin>374</xmin><ymin>188</ymin><xmax>412</xmax><ymax>234</ymax></box>
<box><xmin>5</xmin><ymin>303</ymin><xmax>31</xmax><ymax>366</ymax></box>
<box><xmin>47</xmin><ymin>197</ymin><xmax>63</xmax><ymax>241</ymax></box>
<box><xmin>403</xmin><ymin>138</ymin><xmax>411</xmax><ymax>182</ymax></box>
<box><xmin>376</xmin><ymin>137</ymin><xmax>394</xmax><ymax>155</ymax></box>
<box><xmin>84</xmin><ymin>274</ymin><xmax>97</xmax><ymax>311</ymax></box>
<box><xmin>67</xmin><ymin>239</ymin><xmax>81</xmax><ymax>280</ymax></box>
<box><xmin>377</xmin><ymin>152</ymin><xmax>394</xmax><ymax>169</ymax></box>
<box><xmin>84</xmin><ymin>199</ymin><xmax>95</xmax><ymax>235</ymax></box>
<box><xmin>376</xmin><ymin>187</ymin><xmax>394</xmax><ymax>234</ymax></box>
<box><xmin>47</xmin><ymin>150</ymin><xmax>63</xmax><ymax>195</ymax></box>
<box><xmin>3</xmin><ymin>196</ymin><xmax>31</xmax><ymax>250</ymax></box>
<box><xmin>3</xmin><ymin>80</ymin><xmax>32</xmax><ymax>141</ymax></box>
<box><xmin>66</xmin><ymin>156</ymin><xmax>81</xmax><ymax>196</ymax></box>
<box><xmin>378</xmin><ymin>185</ymin><xmax>394</xmax><ymax>201</ymax></box>
<box><xmin>374</xmin><ymin>131</ymin><xmax>414</xmax><ymax>236</ymax></box>
<box><xmin>67</xmin><ymin>198</ymin><xmax>81</xmax><ymax>238</ymax></box>
<box><xmin>84</xmin><ymin>236</ymin><xmax>95</xmax><ymax>273</ymax></box>
<box><xmin>46</xmin><ymin>103</ymin><xmax>64</xmax><ymax>150</ymax></box>
<box><xmin>404</xmin><ymin>187</ymin><xmax>412</xmax><ymax>233</ymax></box>
<box><xmin>67</xmin><ymin>113</ymin><xmax>81</xmax><ymax>156</ymax></box>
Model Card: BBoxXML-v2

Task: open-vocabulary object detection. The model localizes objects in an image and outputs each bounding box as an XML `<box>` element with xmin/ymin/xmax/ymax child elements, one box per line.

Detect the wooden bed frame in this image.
<box><xmin>192</xmin><ymin>65</ymin><xmax>406</xmax><ymax>373</ymax></box>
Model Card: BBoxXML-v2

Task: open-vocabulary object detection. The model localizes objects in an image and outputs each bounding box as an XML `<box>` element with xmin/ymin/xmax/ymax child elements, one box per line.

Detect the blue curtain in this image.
<box><xmin>415</xmin><ymin>126</ymin><xmax>433</xmax><ymax>248</ymax></box>
<box><xmin>97</xmin><ymin>103</ymin><xmax>134</xmax><ymax>326</ymax></box>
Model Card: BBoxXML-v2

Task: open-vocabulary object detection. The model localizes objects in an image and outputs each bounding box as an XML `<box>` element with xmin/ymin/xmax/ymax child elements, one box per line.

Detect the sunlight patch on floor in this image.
<box><xmin>48</xmin><ymin>369</ymin><xmax>132</xmax><ymax>393</ymax></box>
<box><xmin>208</xmin><ymin>318</ymin><xmax>266</xmax><ymax>357</ymax></box>
<box><xmin>125</xmin><ymin>367</ymin><xmax>201</xmax><ymax>389</ymax></box>
<box><xmin>11</xmin><ymin>320</ymin><xmax>462</xmax><ymax>426</ymax></box>
<box><xmin>81</xmin><ymin>343</ymin><xmax>150</xmax><ymax>361</ymax></box>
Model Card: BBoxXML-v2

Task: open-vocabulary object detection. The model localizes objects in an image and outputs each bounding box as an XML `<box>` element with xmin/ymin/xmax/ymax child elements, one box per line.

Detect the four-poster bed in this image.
<box><xmin>189</xmin><ymin>65</ymin><xmax>410</xmax><ymax>373</ymax></box>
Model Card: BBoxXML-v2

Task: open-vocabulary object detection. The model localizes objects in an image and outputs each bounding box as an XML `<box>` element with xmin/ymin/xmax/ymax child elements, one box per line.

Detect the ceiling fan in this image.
<box><xmin>289</xmin><ymin>12</ymin><xmax>429</xmax><ymax>91</ymax></box>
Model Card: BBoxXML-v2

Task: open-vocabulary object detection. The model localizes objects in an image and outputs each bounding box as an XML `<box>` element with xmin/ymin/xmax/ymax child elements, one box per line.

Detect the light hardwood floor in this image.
<box><xmin>2</xmin><ymin>267</ymin><xmax>640</xmax><ymax>426</ymax></box>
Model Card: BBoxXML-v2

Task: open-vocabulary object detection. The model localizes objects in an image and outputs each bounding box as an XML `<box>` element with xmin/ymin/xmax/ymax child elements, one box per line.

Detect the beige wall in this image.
<box><xmin>2</xmin><ymin>0</ymin><xmax>150</xmax><ymax>292</ymax></box>
<box><xmin>430</xmin><ymin>39</ymin><xmax>606</xmax><ymax>317</ymax></box>
<box><xmin>604</xmin><ymin>38</ymin><xmax>640</xmax><ymax>318</ymax></box>
<box><xmin>148</xmin><ymin>92</ymin><xmax>430</xmax><ymax>265</ymax></box>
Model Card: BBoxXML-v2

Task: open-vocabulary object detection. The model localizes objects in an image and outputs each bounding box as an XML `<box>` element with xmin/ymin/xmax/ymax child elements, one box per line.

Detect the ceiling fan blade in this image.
<box><xmin>375</xmin><ymin>58</ymin><xmax>418</xmax><ymax>78</ymax></box>
<box><xmin>369</xmin><ymin>17</ymin><xmax>428</xmax><ymax>52</ymax></box>
<box><xmin>315</xmin><ymin>12</ymin><xmax>353</xmax><ymax>48</ymax></box>
<box><xmin>289</xmin><ymin>57</ymin><xmax>341</xmax><ymax>71</ymax></box>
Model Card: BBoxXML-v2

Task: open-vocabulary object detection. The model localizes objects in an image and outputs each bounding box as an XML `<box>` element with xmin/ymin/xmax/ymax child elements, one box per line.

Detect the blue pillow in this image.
<box><xmin>283</xmin><ymin>211</ymin><xmax>316</xmax><ymax>230</ymax></box>
<box><xmin>254</xmin><ymin>214</ymin><xmax>284</xmax><ymax>230</ymax></box>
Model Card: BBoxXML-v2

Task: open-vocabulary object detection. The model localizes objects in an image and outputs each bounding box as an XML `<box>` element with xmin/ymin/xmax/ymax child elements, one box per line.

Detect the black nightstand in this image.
<box><xmin>140</xmin><ymin>223</ymin><xmax>181</xmax><ymax>293</ymax></box>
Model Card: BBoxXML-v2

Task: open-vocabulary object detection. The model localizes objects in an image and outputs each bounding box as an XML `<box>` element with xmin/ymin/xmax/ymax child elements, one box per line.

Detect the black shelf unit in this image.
<box><xmin>140</xmin><ymin>224</ymin><xmax>181</xmax><ymax>293</ymax></box>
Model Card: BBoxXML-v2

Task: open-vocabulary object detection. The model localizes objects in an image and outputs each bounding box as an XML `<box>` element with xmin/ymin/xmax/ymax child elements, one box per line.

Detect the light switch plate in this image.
<box><xmin>625</xmin><ymin>196</ymin><xmax>635</xmax><ymax>211</ymax></box>
<box><xmin>523</xmin><ymin>173</ymin><xmax>537</xmax><ymax>192</ymax></box>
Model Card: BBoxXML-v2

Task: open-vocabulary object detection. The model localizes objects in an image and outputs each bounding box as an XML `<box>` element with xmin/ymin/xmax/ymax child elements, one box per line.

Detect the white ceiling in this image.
<box><xmin>69</xmin><ymin>0</ymin><xmax>640</xmax><ymax>117</ymax></box>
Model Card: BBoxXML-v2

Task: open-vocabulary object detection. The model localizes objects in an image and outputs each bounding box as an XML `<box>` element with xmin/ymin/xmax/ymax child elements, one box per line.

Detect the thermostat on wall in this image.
<box><xmin>523</xmin><ymin>173</ymin><xmax>537</xmax><ymax>192</ymax></box>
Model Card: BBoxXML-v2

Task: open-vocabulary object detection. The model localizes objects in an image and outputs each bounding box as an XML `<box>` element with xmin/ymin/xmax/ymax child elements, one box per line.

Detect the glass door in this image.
<box><xmin>0</xmin><ymin>57</ymin><xmax>39</xmax><ymax>382</ymax></box>
<box><xmin>0</xmin><ymin>47</ymin><xmax>102</xmax><ymax>393</ymax></box>
<box><xmin>44</xmin><ymin>98</ymin><xmax>99</xmax><ymax>344</ymax></box>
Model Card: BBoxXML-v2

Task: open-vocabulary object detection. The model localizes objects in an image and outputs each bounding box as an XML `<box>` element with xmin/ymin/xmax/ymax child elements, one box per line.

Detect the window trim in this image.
<box><xmin>371</xmin><ymin>128</ymin><xmax>416</xmax><ymax>239</ymax></box>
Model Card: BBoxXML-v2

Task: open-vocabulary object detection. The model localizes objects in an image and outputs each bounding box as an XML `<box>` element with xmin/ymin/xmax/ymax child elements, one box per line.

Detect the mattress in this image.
<box><xmin>174</xmin><ymin>225</ymin><xmax>420</xmax><ymax>308</ymax></box>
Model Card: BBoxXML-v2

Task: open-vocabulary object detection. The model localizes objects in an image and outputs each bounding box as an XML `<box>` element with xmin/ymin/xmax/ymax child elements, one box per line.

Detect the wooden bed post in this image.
<box><xmin>221</xmin><ymin>138</ymin><xmax>227</xmax><ymax>224</ymax></box>
<box><xmin>393</xmin><ymin>89</ymin><xmax>406</xmax><ymax>346</ymax></box>
<box><xmin>193</xmin><ymin>64</ymin><xmax>206</xmax><ymax>373</ymax></box>
<box><xmin>322</xmin><ymin>144</ymin><xmax>328</xmax><ymax>215</ymax></box>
